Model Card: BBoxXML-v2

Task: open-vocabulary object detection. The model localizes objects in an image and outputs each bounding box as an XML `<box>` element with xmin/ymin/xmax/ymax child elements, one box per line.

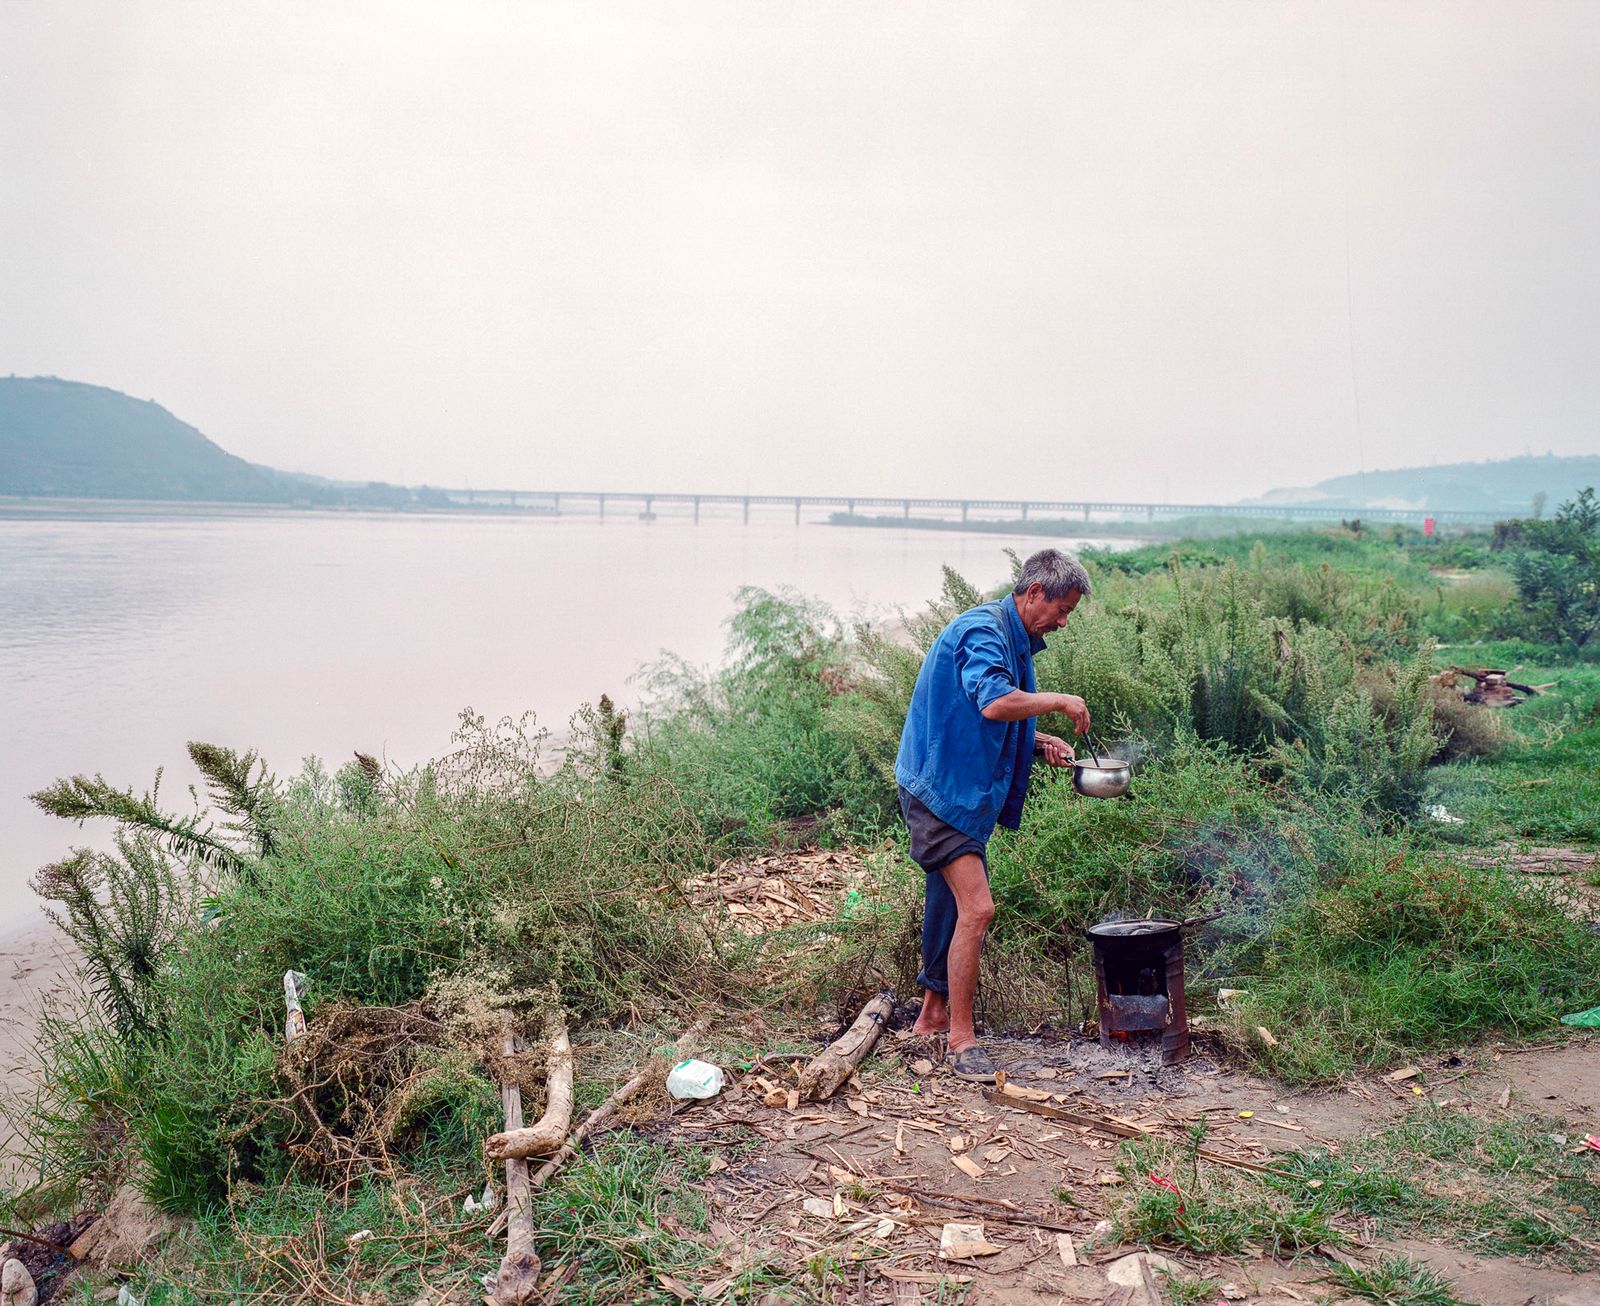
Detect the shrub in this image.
<box><xmin>1503</xmin><ymin>488</ymin><xmax>1600</xmax><ymax>650</ymax></box>
<box><xmin>20</xmin><ymin>710</ymin><xmax>732</xmax><ymax>1212</ymax></box>
<box><xmin>637</xmin><ymin>587</ymin><xmax>859</xmax><ymax>842</ymax></box>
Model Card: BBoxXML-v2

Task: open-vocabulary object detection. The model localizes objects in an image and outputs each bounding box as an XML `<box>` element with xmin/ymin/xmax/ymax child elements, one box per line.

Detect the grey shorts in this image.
<box><xmin>898</xmin><ymin>787</ymin><xmax>987</xmax><ymax>874</ymax></box>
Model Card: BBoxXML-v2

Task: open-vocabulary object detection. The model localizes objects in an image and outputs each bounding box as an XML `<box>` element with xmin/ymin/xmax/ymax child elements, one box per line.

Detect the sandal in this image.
<box><xmin>948</xmin><ymin>1044</ymin><xmax>998</xmax><ymax>1083</ymax></box>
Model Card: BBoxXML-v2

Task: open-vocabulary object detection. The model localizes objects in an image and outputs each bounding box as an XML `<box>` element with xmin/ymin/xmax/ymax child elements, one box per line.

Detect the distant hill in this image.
<box><xmin>1251</xmin><ymin>454</ymin><xmax>1600</xmax><ymax>517</ymax></box>
<box><xmin>0</xmin><ymin>376</ymin><xmax>306</xmax><ymax>502</ymax></box>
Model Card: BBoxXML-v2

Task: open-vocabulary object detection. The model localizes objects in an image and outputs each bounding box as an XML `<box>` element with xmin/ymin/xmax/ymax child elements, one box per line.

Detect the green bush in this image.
<box><xmin>637</xmin><ymin>586</ymin><xmax>860</xmax><ymax>842</ymax></box>
<box><xmin>22</xmin><ymin>711</ymin><xmax>730</xmax><ymax>1212</ymax></box>
<box><xmin>1502</xmin><ymin>488</ymin><xmax>1600</xmax><ymax>650</ymax></box>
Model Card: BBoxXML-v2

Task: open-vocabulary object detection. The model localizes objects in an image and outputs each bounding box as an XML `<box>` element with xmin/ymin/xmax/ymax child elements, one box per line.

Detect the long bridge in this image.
<box><xmin>438</xmin><ymin>488</ymin><xmax>1502</xmax><ymax>526</ymax></box>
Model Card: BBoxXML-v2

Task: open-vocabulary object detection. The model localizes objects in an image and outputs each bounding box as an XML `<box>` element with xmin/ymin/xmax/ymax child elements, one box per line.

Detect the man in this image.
<box><xmin>894</xmin><ymin>547</ymin><xmax>1092</xmax><ymax>1082</ymax></box>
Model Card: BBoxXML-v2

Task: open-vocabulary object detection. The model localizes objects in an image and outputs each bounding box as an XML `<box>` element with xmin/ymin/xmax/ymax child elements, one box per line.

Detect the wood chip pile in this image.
<box><xmin>687</xmin><ymin>849</ymin><xmax>871</xmax><ymax>935</ymax></box>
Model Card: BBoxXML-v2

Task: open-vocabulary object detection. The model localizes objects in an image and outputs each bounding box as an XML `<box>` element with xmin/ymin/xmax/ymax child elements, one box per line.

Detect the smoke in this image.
<box><xmin>1082</xmin><ymin>734</ymin><xmax>1150</xmax><ymax>767</ymax></box>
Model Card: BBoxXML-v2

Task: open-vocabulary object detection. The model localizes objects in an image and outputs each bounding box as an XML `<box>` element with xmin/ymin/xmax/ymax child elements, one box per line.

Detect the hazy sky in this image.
<box><xmin>3</xmin><ymin>2</ymin><xmax>1597</xmax><ymax>501</ymax></box>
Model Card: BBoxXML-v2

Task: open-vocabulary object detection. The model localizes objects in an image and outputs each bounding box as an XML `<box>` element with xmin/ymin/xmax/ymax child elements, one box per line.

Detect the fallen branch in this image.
<box><xmin>485</xmin><ymin>1018</ymin><xmax>573</xmax><ymax>1161</ymax></box>
<box><xmin>0</xmin><ymin>1227</ymin><xmax>75</xmax><ymax>1257</ymax></box>
<box><xmin>874</xmin><ymin>1182</ymin><xmax>1080</xmax><ymax>1234</ymax></box>
<box><xmin>490</xmin><ymin>1016</ymin><xmax>542</xmax><ymax>1306</ymax></box>
<box><xmin>487</xmin><ymin>1017</ymin><xmax>712</xmax><ymax>1237</ymax></box>
<box><xmin>981</xmin><ymin>1090</ymin><xmax>1296</xmax><ymax>1179</ymax></box>
<box><xmin>797</xmin><ymin>991</ymin><xmax>894</xmax><ymax>1101</ymax></box>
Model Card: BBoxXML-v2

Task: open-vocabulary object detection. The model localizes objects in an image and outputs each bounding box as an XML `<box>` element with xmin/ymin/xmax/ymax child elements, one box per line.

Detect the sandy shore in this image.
<box><xmin>0</xmin><ymin>916</ymin><xmax>80</xmax><ymax>1090</ymax></box>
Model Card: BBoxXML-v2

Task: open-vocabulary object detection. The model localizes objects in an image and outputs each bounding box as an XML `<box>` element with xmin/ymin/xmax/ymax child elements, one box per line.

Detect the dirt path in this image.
<box><xmin>662</xmin><ymin>1027</ymin><xmax>1600</xmax><ymax>1306</ymax></box>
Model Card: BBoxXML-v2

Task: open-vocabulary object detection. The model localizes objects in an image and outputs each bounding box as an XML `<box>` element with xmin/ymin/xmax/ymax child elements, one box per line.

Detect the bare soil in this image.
<box><xmin>659</xmin><ymin>1025</ymin><xmax>1600</xmax><ymax>1305</ymax></box>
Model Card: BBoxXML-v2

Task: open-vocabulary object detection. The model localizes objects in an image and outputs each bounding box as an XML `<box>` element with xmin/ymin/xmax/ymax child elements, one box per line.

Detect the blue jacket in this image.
<box><xmin>895</xmin><ymin>595</ymin><xmax>1046</xmax><ymax>842</ymax></box>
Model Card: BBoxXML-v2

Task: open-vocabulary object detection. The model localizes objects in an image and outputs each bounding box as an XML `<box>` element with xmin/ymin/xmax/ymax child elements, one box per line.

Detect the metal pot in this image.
<box><xmin>1071</xmin><ymin>754</ymin><xmax>1131</xmax><ymax>798</ymax></box>
<box><xmin>1083</xmin><ymin>910</ymin><xmax>1223</xmax><ymax>943</ymax></box>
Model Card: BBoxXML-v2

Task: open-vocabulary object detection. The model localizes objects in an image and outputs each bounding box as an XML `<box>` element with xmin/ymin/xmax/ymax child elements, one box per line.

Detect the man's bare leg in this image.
<box><xmin>912</xmin><ymin>989</ymin><xmax>949</xmax><ymax>1036</ymax></box>
<box><xmin>938</xmin><ymin>853</ymin><xmax>995</xmax><ymax>1055</ymax></box>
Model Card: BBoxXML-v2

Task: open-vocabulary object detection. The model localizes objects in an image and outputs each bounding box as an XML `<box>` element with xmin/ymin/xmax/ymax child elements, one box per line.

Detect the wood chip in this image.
<box><xmin>982</xmin><ymin>1146</ymin><xmax>1013</xmax><ymax>1164</ymax></box>
<box><xmin>999</xmin><ymin>1082</ymin><xmax>1053</xmax><ymax>1102</ymax></box>
<box><xmin>951</xmin><ymin>1154</ymin><xmax>986</xmax><ymax>1179</ymax></box>
<box><xmin>912</xmin><ymin>1058</ymin><xmax>934</xmax><ymax>1075</ymax></box>
<box><xmin>1497</xmin><ymin>1083</ymin><xmax>1512</xmax><ymax>1109</ymax></box>
<box><xmin>1056</xmin><ymin>1232</ymin><xmax>1077</xmax><ymax>1266</ymax></box>
<box><xmin>1255</xmin><ymin>1026</ymin><xmax>1278</xmax><ymax>1048</ymax></box>
<box><xmin>1385</xmin><ymin>1065</ymin><xmax>1421</xmax><ymax>1083</ymax></box>
<box><xmin>939</xmin><ymin>1221</ymin><xmax>1003</xmax><ymax>1259</ymax></box>
<box><xmin>895</xmin><ymin>1121</ymin><xmax>907</xmax><ymax>1155</ymax></box>
<box><xmin>890</xmin><ymin>1280</ymin><xmax>923</xmax><ymax>1306</ymax></box>
<box><xmin>878</xmin><ymin>1269</ymin><xmax>974</xmax><ymax>1286</ymax></box>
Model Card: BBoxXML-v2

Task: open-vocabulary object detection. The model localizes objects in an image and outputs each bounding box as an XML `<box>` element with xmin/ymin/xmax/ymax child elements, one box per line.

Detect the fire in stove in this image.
<box><xmin>1086</xmin><ymin>918</ymin><xmax>1190</xmax><ymax>1064</ymax></box>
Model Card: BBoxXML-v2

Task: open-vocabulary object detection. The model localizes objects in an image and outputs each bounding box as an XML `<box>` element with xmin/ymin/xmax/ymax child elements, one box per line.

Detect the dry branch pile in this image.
<box><xmin>272</xmin><ymin>1001</ymin><xmax>549</xmax><ymax>1190</ymax></box>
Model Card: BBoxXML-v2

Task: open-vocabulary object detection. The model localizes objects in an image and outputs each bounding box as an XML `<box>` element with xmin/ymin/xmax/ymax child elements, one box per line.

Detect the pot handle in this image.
<box><xmin>1180</xmin><ymin>910</ymin><xmax>1225</xmax><ymax>929</ymax></box>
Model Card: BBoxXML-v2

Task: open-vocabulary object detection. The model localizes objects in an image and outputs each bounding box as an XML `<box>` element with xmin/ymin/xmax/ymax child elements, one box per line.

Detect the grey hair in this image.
<box><xmin>1013</xmin><ymin>548</ymin><xmax>1092</xmax><ymax>600</ymax></box>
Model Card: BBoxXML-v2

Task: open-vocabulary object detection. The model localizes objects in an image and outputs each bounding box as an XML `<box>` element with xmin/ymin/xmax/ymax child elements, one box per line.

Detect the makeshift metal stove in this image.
<box><xmin>1085</xmin><ymin>917</ymin><xmax>1194</xmax><ymax>1065</ymax></box>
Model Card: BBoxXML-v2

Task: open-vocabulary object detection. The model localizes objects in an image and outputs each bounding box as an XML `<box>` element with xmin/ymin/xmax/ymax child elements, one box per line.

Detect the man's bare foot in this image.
<box><xmin>912</xmin><ymin>992</ymin><xmax>951</xmax><ymax>1036</ymax></box>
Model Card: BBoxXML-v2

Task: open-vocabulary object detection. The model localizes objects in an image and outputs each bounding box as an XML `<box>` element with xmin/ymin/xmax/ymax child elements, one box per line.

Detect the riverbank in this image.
<box><xmin>0</xmin><ymin>917</ymin><xmax>76</xmax><ymax>1185</ymax></box>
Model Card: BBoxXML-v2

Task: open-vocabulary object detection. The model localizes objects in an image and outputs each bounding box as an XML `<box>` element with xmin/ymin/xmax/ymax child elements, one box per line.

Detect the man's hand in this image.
<box><xmin>1035</xmin><ymin>731</ymin><xmax>1075</xmax><ymax>768</ymax></box>
<box><xmin>1055</xmin><ymin>694</ymin><xmax>1091</xmax><ymax>735</ymax></box>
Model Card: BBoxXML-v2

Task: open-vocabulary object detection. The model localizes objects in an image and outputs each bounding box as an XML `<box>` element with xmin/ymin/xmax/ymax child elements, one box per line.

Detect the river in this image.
<box><xmin>0</xmin><ymin>508</ymin><xmax>1130</xmax><ymax>925</ymax></box>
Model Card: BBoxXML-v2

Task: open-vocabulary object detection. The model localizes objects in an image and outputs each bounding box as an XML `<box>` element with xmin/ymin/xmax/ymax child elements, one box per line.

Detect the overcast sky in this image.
<box><xmin>3</xmin><ymin>1</ymin><xmax>1597</xmax><ymax>501</ymax></box>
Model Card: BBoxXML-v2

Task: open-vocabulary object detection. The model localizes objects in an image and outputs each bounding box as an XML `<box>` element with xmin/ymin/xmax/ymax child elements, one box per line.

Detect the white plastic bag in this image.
<box><xmin>665</xmin><ymin>1058</ymin><xmax>724</xmax><ymax>1099</ymax></box>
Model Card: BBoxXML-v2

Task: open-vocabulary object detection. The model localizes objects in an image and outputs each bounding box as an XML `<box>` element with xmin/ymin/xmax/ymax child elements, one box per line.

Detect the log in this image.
<box><xmin>797</xmin><ymin>991</ymin><xmax>894</xmax><ymax>1101</ymax></box>
<box><xmin>490</xmin><ymin>1018</ymin><xmax>542</xmax><ymax>1306</ymax></box>
<box><xmin>485</xmin><ymin>1019</ymin><xmax>573</xmax><ymax>1161</ymax></box>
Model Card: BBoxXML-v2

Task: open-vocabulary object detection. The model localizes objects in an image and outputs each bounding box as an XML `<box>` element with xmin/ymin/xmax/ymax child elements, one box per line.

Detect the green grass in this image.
<box><xmin>1325</xmin><ymin>1255</ymin><xmax>1468</xmax><ymax>1306</ymax></box>
<box><xmin>115</xmin><ymin>1137</ymin><xmax>795</xmax><ymax>1306</ymax></box>
<box><xmin>1271</xmin><ymin>1103</ymin><xmax>1600</xmax><ymax>1271</ymax></box>
<box><xmin>1428</xmin><ymin>655</ymin><xmax>1600</xmax><ymax>846</ymax></box>
<box><xmin>1113</xmin><ymin>1128</ymin><xmax>1343</xmax><ymax>1258</ymax></box>
<box><xmin>1233</xmin><ymin>850</ymin><xmax>1600</xmax><ymax>1082</ymax></box>
<box><xmin>1117</xmin><ymin>1103</ymin><xmax>1597</xmax><ymax>1276</ymax></box>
